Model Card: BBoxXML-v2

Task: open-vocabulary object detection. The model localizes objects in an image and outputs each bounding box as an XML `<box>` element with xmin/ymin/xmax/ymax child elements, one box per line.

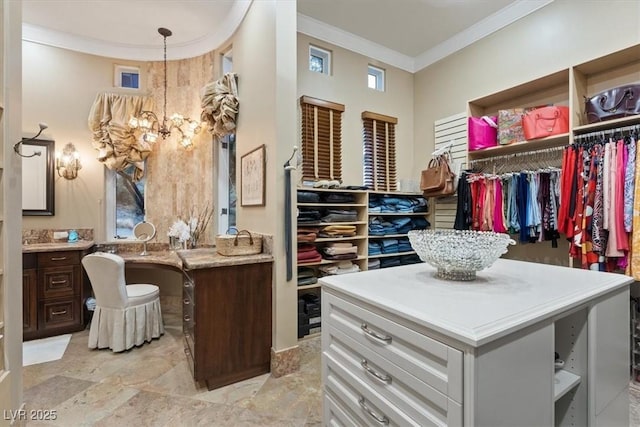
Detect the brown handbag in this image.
<box><xmin>420</xmin><ymin>155</ymin><xmax>455</xmax><ymax>198</ymax></box>
<box><xmin>585</xmin><ymin>84</ymin><xmax>640</xmax><ymax>124</ymax></box>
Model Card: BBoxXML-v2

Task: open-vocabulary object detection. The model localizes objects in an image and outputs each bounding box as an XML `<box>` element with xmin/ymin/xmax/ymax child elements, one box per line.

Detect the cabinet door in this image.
<box><xmin>23</xmin><ymin>269</ymin><xmax>37</xmax><ymax>337</ymax></box>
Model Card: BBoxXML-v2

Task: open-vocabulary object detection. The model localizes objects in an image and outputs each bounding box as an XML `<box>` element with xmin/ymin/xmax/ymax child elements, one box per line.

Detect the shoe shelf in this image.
<box><xmin>554</xmin><ymin>369</ymin><xmax>582</xmax><ymax>402</ymax></box>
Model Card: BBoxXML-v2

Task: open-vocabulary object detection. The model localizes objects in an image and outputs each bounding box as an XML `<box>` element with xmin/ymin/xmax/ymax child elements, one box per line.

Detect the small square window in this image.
<box><xmin>368</xmin><ymin>65</ymin><xmax>385</xmax><ymax>92</ymax></box>
<box><xmin>309</xmin><ymin>45</ymin><xmax>331</xmax><ymax>75</ymax></box>
<box><xmin>114</xmin><ymin>65</ymin><xmax>140</xmax><ymax>89</ymax></box>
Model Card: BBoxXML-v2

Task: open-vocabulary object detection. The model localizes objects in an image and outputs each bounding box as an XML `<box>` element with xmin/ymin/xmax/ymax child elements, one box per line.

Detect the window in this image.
<box><xmin>309</xmin><ymin>45</ymin><xmax>331</xmax><ymax>75</ymax></box>
<box><xmin>300</xmin><ymin>96</ymin><xmax>345</xmax><ymax>182</ymax></box>
<box><xmin>362</xmin><ymin>111</ymin><xmax>397</xmax><ymax>191</ymax></box>
<box><xmin>106</xmin><ymin>165</ymin><xmax>145</xmax><ymax>239</ymax></box>
<box><xmin>368</xmin><ymin>65</ymin><xmax>385</xmax><ymax>91</ymax></box>
<box><xmin>114</xmin><ymin>65</ymin><xmax>140</xmax><ymax>89</ymax></box>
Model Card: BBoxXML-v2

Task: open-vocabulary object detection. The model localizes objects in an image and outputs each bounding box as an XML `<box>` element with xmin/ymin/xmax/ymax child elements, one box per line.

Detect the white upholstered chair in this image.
<box><xmin>81</xmin><ymin>252</ymin><xmax>164</xmax><ymax>352</ymax></box>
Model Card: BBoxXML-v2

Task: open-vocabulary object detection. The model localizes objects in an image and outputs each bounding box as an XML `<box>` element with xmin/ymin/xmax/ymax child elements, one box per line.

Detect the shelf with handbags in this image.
<box><xmin>467</xmin><ymin>68</ymin><xmax>571</xmax><ymax>161</ymax></box>
<box><xmin>572</xmin><ymin>44</ymin><xmax>640</xmax><ymax>134</ymax></box>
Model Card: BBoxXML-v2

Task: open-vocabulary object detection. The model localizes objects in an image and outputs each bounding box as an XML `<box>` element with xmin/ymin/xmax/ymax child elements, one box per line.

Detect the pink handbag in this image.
<box><xmin>468</xmin><ymin>116</ymin><xmax>498</xmax><ymax>151</ymax></box>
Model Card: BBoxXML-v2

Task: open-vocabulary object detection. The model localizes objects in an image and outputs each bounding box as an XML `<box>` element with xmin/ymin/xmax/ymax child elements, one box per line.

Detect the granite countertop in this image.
<box><xmin>22</xmin><ymin>240</ymin><xmax>95</xmax><ymax>253</ymax></box>
<box><xmin>118</xmin><ymin>251</ymin><xmax>183</xmax><ymax>270</ymax></box>
<box><xmin>178</xmin><ymin>248</ymin><xmax>274</xmax><ymax>270</ymax></box>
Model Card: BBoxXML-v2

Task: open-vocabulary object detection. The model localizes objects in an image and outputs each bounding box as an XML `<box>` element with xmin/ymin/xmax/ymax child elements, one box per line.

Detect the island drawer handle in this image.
<box><xmin>361</xmin><ymin>323</ymin><xmax>392</xmax><ymax>344</ymax></box>
<box><xmin>358</xmin><ymin>397</ymin><xmax>389</xmax><ymax>425</ymax></box>
<box><xmin>50</xmin><ymin>256</ymin><xmax>67</xmax><ymax>261</ymax></box>
<box><xmin>51</xmin><ymin>310</ymin><xmax>67</xmax><ymax>316</ymax></box>
<box><xmin>361</xmin><ymin>359</ymin><xmax>392</xmax><ymax>384</ymax></box>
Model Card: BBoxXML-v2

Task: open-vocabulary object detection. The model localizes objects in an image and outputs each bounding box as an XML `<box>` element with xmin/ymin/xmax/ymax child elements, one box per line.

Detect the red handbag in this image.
<box><xmin>522</xmin><ymin>106</ymin><xmax>569</xmax><ymax>140</ymax></box>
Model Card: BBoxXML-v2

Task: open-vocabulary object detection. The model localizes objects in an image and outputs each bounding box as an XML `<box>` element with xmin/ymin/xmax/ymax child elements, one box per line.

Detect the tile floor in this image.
<box><xmin>23</xmin><ymin>312</ymin><xmax>322</xmax><ymax>426</ymax></box>
<box><xmin>22</xmin><ymin>312</ymin><xmax>640</xmax><ymax>426</ymax></box>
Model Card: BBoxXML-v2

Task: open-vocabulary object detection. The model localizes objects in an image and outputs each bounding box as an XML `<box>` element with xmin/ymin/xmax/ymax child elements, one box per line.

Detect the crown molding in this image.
<box><xmin>298</xmin><ymin>0</ymin><xmax>554</xmax><ymax>74</ymax></box>
<box><xmin>297</xmin><ymin>13</ymin><xmax>415</xmax><ymax>73</ymax></box>
<box><xmin>22</xmin><ymin>0</ymin><xmax>252</xmax><ymax>61</ymax></box>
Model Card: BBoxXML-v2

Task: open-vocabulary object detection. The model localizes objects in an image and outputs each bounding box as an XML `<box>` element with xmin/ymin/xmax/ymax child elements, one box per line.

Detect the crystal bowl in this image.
<box><xmin>408</xmin><ymin>229</ymin><xmax>515</xmax><ymax>281</ymax></box>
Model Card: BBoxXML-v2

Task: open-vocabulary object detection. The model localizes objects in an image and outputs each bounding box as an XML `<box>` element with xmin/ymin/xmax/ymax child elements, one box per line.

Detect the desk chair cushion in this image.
<box><xmin>82</xmin><ymin>252</ymin><xmax>164</xmax><ymax>352</ymax></box>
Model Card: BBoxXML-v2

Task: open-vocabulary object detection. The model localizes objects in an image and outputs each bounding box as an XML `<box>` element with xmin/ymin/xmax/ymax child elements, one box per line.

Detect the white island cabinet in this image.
<box><xmin>319</xmin><ymin>259</ymin><xmax>633</xmax><ymax>427</ymax></box>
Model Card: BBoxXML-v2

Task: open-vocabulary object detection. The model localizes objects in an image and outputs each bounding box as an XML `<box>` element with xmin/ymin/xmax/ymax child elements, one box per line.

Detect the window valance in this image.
<box><xmin>88</xmin><ymin>92</ymin><xmax>155</xmax><ymax>181</ymax></box>
<box><xmin>200</xmin><ymin>72</ymin><xmax>239</xmax><ymax>139</ymax></box>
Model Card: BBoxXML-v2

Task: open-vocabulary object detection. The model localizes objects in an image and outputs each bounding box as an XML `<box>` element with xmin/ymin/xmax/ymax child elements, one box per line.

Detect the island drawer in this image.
<box><xmin>37</xmin><ymin>251</ymin><xmax>80</xmax><ymax>267</ymax></box>
<box><xmin>323</xmin><ymin>291</ymin><xmax>463</xmax><ymax>403</ymax></box>
<box><xmin>325</xmin><ymin>322</ymin><xmax>462</xmax><ymax>426</ymax></box>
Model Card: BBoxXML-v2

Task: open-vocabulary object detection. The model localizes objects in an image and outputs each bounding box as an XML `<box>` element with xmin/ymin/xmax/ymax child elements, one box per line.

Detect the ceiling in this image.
<box><xmin>21</xmin><ymin>0</ymin><xmax>553</xmax><ymax>72</ymax></box>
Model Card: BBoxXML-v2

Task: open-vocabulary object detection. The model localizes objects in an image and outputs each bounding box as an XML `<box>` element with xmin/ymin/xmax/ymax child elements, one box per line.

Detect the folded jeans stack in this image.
<box><xmin>322</xmin><ymin>242</ymin><xmax>358</xmax><ymax>260</ymax></box>
<box><xmin>319</xmin><ymin>225</ymin><xmax>356</xmax><ymax>237</ymax></box>
<box><xmin>368</xmin><ymin>259</ymin><xmax>381</xmax><ymax>270</ymax></box>
<box><xmin>321</xmin><ymin>209</ymin><xmax>358</xmax><ymax>223</ymax></box>
<box><xmin>319</xmin><ymin>261</ymin><xmax>360</xmax><ymax>275</ymax></box>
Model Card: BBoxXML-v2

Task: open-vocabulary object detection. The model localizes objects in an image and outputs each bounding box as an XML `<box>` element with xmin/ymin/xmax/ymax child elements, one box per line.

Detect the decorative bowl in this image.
<box><xmin>408</xmin><ymin>229</ymin><xmax>515</xmax><ymax>281</ymax></box>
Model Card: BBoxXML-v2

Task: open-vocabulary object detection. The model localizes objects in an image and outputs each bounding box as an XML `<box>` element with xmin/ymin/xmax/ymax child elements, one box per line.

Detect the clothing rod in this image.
<box><xmin>574</xmin><ymin>124</ymin><xmax>639</xmax><ymax>140</ymax></box>
<box><xmin>468</xmin><ymin>145</ymin><xmax>565</xmax><ymax>166</ymax></box>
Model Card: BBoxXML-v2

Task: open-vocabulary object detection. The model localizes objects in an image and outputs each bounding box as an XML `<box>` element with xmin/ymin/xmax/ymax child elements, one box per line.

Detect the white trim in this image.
<box><xmin>298</xmin><ymin>0</ymin><xmax>554</xmax><ymax>73</ymax></box>
<box><xmin>297</xmin><ymin>13</ymin><xmax>415</xmax><ymax>73</ymax></box>
<box><xmin>22</xmin><ymin>0</ymin><xmax>253</xmax><ymax>60</ymax></box>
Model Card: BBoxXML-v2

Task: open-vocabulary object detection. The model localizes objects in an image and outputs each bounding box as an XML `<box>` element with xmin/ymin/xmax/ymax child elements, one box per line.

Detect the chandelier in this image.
<box><xmin>129</xmin><ymin>27</ymin><xmax>201</xmax><ymax>149</ymax></box>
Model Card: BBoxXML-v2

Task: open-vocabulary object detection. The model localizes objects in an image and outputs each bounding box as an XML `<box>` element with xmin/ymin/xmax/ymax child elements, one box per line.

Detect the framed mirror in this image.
<box><xmin>22</xmin><ymin>139</ymin><xmax>55</xmax><ymax>216</ymax></box>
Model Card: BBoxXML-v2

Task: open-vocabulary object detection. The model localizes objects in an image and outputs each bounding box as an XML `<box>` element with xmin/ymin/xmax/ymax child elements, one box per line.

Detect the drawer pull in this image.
<box><xmin>361</xmin><ymin>323</ymin><xmax>392</xmax><ymax>344</ymax></box>
<box><xmin>51</xmin><ymin>280</ymin><xmax>68</xmax><ymax>285</ymax></box>
<box><xmin>51</xmin><ymin>310</ymin><xmax>67</xmax><ymax>316</ymax></box>
<box><xmin>358</xmin><ymin>397</ymin><xmax>389</xmax><ymax>425</ymax></box>
<box><xmin>184</xmin><ymin>281</ymin><xmax>193</xmax><ymax>289</ymax></box>
<box><xmin>184</xmin><ymin>315</ymin><xmax>191</xmax><ymax>322</ymax></box>
<box><xmin>50</xmin><ymin>256</ymin><xmax>67</xmax><ymax>261</ymax></box>
<box><xmin>361</xmin><ymin>359</ymin><xmax>392</xmax><ymax>384</ymax></box>
<box><xmin>183</xmin><ymin>298</ymin><xmax>190</xmax><ymax>305</ymax></box>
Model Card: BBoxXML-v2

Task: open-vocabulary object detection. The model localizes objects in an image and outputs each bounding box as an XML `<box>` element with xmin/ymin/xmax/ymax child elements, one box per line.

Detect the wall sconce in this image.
<box><xmin>56</xmin><ymin>143</ymin><xmax>82</xmax><ymax>180</ymax></box>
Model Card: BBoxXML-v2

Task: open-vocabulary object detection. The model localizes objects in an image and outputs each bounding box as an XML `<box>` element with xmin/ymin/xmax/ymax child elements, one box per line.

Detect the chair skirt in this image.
<box><xmin>89</xmin><ymin>298</ymin><xmax>164</xmax><ymax>352</ymax></box>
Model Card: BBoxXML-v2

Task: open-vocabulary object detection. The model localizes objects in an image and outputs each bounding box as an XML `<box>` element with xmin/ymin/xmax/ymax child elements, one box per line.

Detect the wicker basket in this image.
<box><xmin>216</xmin><ymin>230</ymin><xmax>263</xmax><ymax>256</ymax></box>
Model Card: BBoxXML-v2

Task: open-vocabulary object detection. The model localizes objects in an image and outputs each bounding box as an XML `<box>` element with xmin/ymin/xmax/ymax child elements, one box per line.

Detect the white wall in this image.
<box><xmin>297</xmin><ymin>33</ymin><xmax>415</xmax><ymax>187</ymax></box>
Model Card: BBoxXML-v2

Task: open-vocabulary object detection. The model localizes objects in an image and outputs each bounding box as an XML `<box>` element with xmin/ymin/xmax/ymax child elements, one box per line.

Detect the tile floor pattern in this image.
<box><xmin>22</xmin><ymin>312</ymin><xmax>640</xmax><ymax>426</ymax></box>
<box><xmin>23</xmin><ymin>312</ymin><xmax>321</xmax><ymax>426</ymax></box>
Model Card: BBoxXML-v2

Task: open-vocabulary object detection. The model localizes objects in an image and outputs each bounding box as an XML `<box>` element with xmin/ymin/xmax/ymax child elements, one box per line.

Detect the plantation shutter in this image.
<box><xmin>299</xmin><ymin>96</ymin><xmax>345</xmax><ymax>181</ymax></box>
<box><xmin>362</xmin><ymin>111</ymin><xmax>397</xmax><ymax>191</ymax></box>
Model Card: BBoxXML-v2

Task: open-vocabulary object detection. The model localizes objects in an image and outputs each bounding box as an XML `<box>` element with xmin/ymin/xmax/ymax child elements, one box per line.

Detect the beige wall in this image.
<box><xmin>297</xmin><ymin>34</ymin><xmax>415</xmax><ymax>187</ymax></box>
<box><xmin>414</xmin><ymin>0</ymin><xmax>640</xmax><ymax>263</ymax></box>
<box><xmin>22</xmin><ymin>42</ymin><xmax>147</xmax><ymax>240</ymax></box>
<box><xmin>231</xmin><ymin>0</ymin><xmax>298</xmax><ymax>351</ymax></box>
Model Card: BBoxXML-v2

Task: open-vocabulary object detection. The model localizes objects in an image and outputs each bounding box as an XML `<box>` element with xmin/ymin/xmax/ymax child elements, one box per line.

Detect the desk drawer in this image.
<box><xmin>37</xmin><ymin>251</ymin><xmax>79</xmax><ymax>267</ymax></box>
<box><xmin>325</xmin><ymin>323</ymin><xmax>462</xmax><ymax>426</ymax></box>
<box><xmin>40</xmin><ymin>266</ymin><xmax>79</xmax><ymax>299</ymax></box>
<box><xmin>323</xmin><ymin>291</ymin><xmax>463</xmax><ymax>403</ymax></box>
<box><xmin>39</xmin><ymin>298</ymin><xmax>81</xmax><ymax>331</ymax></box>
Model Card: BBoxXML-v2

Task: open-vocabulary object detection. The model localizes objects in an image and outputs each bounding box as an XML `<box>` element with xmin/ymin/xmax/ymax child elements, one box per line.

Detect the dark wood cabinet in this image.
<box><xmin>23</xmin><ymin>249</ymin><xmax>90</xmax><ymax>340</ymax></box>
<box><xmin>183</xmin><ymin>261</ymin><xmax>273</xmax><ymax>390</ymax></box>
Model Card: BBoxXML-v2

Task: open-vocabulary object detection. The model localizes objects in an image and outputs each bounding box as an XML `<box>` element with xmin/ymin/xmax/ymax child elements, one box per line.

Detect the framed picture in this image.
<box><xmin>240</xmin><ymin>144</ymin><xmax>266</xmax><ymax>206</ymax></box>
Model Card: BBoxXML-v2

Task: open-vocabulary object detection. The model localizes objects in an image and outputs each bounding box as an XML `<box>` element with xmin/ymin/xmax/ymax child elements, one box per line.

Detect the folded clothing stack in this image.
<box><xmin>298</xmin><ymin>244</ymin><xmax>322</xmax><ymax>264</ymax></box>
<box><xmin>368</xmin><ymin>259</ymin><xmax>381</xmax><ymax>270</ymax></box>
<box><xmin>368</xmin><ymin>241</ymin><xmax>382</xmax><ymax>255</ymax></box>
<box><xmin>380</xmin><ymin>256</ymin><xmax>401</xmax><ymax>268</ymax></box>
<box><xmin>321</xmin><ymin>209</ymin><xmax>358</xmax><ymax>223</ymax></box>
<box><xmin>368</xmin><ymin>195</ymin><xmax>428</xmax><ymax>213</ymax></box>
<box><xmin>297</xmin><ymin>267</ymin><xmax>318</xmax><ymax>286</ymax></box>
<box><xmin>297</xmin><ymin>191</ymin><xmax>320</xmax><ymax>203</ymax></box>
<box><xmin>400</xmin><ymin>254</ymin><xmax>422</xmax><ymax>265</ymax></box>
<box><xmin>322</xmin><ymin>242</ymin><xmax>358</xmax><ymax>260</ymax></box>
<box><xmin>319</xmin><ymin>261</ymin><xmax>361</xmax><ymax>275</ymax></box>
<box><xmin>298</xmin><ymin>208</ymin><xmax>322</xmax><ymax>225</ymax></box>
<box><xmin>319</xmin><ymin>225</ymin><xmax>356</xmax><ymax>237</ymax></box>
<box><xmin>368</xmin><ymin>216</ymin><xmax>431</xmax><ymax>235</ymax></box>
<box><xmin>322</xmin><ymin>192</ymin><xmax>355</xmax><ymax>203</ymax></box>
<box><xmin>381</xmin><ymin>238</ymin><xmax>399</xmax><ymax>254</ymax></box>
<box><xmin>297</xmin><ymin>226</ymin><xmax>320</xmax><ymax>243</ymax></box>
<box><xmin>397</xmin><ymin>237</ymin><xmax>412</xmax><ymax>252</ymax></box>
<box><xmin>298</xmin><ymin>293</ymin><xmax>321</xmax><ymax>338</ymax></box>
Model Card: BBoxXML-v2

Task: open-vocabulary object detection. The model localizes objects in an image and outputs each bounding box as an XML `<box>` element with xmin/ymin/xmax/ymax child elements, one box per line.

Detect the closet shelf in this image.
<box><xmin>298</xmin><ymin>255</ymin><xmax>367</xmax><ymax>267</ymax></box>
<box><xmin>298</xmin><ymin>283</ymin><xmax>320</xmax><ymax>291</ymax></box>
<box><xmin>313</xmin><ymin>236</ymin><xmax>367</xmax><ymax>243</ymax></box>
<box><xmin>368</xmin><ymin>212</ymin><xmax>428</xmax><ymax>216</ymax></box>
<box><xmin>573</xmin><ymin>114</ymin><xmax>640</xmax><ymax>135</ymax></box>
<box><xmin>554</xmin><ymin>369</ymin><xmax>581</xmax><ymax>402</ymax></box>
<box><xmin>298</xmin><ymin>203</ymin><xmax>367</xmax><ymax>208</ymax></box>
<box><xmin>368</xmin><ymin>251</ymin><xmax>416</xmax><ymax>259</ymax></box>
<box><xmin>368</xmin><ymin>233</ymin><xmax>414</xmax><ymax>239</ymax></box>
<box><xmin>468</xmin><ymin>133</ymin><xmax>570</xmax><ymax>160</ymax></box>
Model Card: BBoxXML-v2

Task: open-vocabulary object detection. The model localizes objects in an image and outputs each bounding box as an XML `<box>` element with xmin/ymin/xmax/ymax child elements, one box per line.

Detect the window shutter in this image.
<box><xmin>300</xmin><ymin>96</ymin><xmax>345</xmax><ymax>182</ymax></box>
<box><xmin>362</xmin><ymin>111</ymin><xmax>397</xmax><ymax>191</ymax></box>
